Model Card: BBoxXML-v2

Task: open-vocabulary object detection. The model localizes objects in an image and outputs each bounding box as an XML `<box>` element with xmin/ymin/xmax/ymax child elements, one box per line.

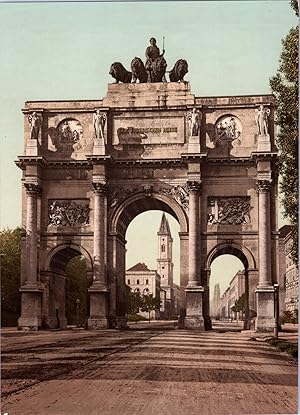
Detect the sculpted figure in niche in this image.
<box><xmin>255</xmin><ymin>105</ymin><xmax>270</xmax><ymax>135</ymax></box>
<box><xmin>145</xmin><ymin>37</ymin><xmax>166</xmax><ymax>82</ymax></box>
<box><xmin>28</xmin><ymin>112</ymin><xmax>40</xmax><ymax>139</ymax></box>
<box><xmin>93</xmin><ymin>110</ymin><xmax>106</xmax><ymax>140</ymax></box>
<box><xmin>188</xmin><ymin>108</ymin><xmax>201</xmax><ymax>136</ymax></box>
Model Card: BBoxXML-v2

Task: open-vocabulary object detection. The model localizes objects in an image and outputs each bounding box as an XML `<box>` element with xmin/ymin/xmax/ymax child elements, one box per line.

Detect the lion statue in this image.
<box><xmin>109</xmin><ymin>62</ymin><xmax>132</xmax><ymax>83</ymax></box>
<box><xmin>169</xmin><ymin>59</ymin><xmax>188</xmax><ymax>82</ymax></box>
<box><xmin>131</xmin><ymin>57</ymin><xmax>148</xmax><ymax>83</ymax></box>
<box><xmin>151</xmin><ymin>56</ymin><xmax>167</xmax><ymax>82</ymax></box>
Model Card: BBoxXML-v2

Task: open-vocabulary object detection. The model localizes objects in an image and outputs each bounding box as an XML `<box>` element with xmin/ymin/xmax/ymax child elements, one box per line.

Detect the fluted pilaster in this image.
<box><xmin>24</xmin><ymin>183</ymin><xmax>41</xmax><ymax>286</ymax></box>
<box><xmin>256</xmin><ymin>180</ymin><xmax>272</xmax><ymax>287</ymax></box>
<box><xmin>187</xmin><ymin>181</ymin><xmax>201</xmax><ymax>287</ymax></box>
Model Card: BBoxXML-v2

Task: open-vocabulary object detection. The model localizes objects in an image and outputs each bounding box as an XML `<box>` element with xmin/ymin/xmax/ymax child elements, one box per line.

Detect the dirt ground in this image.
<box><xmin>1</xmin><ymin>322</ymin><xmax>298</xmax><ymax>415</ymax></box>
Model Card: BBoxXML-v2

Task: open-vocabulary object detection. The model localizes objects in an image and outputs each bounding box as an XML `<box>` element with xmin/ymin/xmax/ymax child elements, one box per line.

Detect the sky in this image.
<box><xmin>0</xmin><ymin>0</ymin><xmax>297</xmax><ymax>295</ymax></box>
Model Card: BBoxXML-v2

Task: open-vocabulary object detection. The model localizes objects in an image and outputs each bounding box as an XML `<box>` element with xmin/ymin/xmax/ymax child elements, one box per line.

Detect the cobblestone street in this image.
<box><xmin>1</xmin><ymin>322</ymin><xmax>297</xmax><ymax>415</ymax></box>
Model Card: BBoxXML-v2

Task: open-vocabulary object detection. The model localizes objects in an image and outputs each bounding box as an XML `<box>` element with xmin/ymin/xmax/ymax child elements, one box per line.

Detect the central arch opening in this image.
<box><xmin>110</xmin><ymin>193</ymin><xmax>187</xmax><ymax>326</ymax></box>
<box><xmin>126</xmin><ymin>211</ymin><xmax>180</xmax><ymax>321</ymax></box>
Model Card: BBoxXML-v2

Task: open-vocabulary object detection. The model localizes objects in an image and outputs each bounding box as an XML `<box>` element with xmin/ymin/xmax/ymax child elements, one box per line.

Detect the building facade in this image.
<box><xmin>126</xmin><ymin>262</ymin><xmax>161</xmax><ymax>320</ymax></box>
<box><xmin>279</xmin><ymin>226</ymin><xmax>298</xmax><ymax>313</ymax></box>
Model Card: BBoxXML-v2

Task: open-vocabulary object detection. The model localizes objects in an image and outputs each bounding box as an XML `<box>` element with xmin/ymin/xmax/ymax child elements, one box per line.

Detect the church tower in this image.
<box><xmin>157</xmin><ymin>213</ymin><xmax>174</xmax><ymax>310</ymax></box>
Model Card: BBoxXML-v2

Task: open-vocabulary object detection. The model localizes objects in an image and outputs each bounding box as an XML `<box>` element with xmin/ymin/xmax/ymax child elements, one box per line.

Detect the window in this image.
<box><xmin>162</xmin><ymin>266</ymin><xmax>165</xmax><ymax>270</ymax></box>
<box><xmin>127</xmin><ymin>279</ymin><xmax>130</xmax><ymax>285</ymax></box>
<box><xmin>137</xmin><ymin>279</ymin><xmax>140</xmax><ymax>285</ymax></box>
<box><xmin>146</xmin><ymin>279</ymin><xmax>149</xmax><ymax>285</ymax></box>
<box><xmin>161</xmin><ymin>244</ymin><xmax>165</xmax><ymax>252</ymax></box>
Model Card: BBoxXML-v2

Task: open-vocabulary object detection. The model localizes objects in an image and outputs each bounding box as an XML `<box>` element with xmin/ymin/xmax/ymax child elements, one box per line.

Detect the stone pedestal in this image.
<box><xmin>103</xmin><ymin>82</ymin><xmax>195</xmax><ymax>108</ymax></box>
<box><xmin>18</xmin><ymin>287</ymin><xmax>43</xmax><ymax>330</ymax></box>
<box><xmin>257</xmin><ymin>134</ymin><xmax>271</xmax><ymax>152</ymax></box>
<box><xmin>184</xmin><ymin>287</ymin><xmax>205</xmax><ymax>329</ymax></box>
<box><xmin>93</xmin><ymin>139</ymin><xmax>105</xmax><ymax>156</ymax></box>
<box><xmin>88</xmin><ymin>287</ymin><xmax>110</xmax><ymax>329</ymax></box>
<box><xmin>255</xmin><ymin>287</ymin><xmax>275</xmax><ymax>332</ymax></box>
<box><xmin>25</xmin><ymin>139</ymin><xmax>39</xmax><ymax>156</ymax></box>
<box><xmin>188</xmin><ymin>135</ymin><xmax>200</xmax><ymax>154</ymax></box>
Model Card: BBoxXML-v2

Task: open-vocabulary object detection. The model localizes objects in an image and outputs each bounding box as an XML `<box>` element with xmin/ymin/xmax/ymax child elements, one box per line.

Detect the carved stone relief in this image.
<box><xmin>48</xmin><ymin>118</ymin><xmax>90</xmax><ymax>155</ymax></box>
<box><xmin>207</xmin><ymin>197</ymin><xmax>250</xmax><ymax>225</ymax></box>
<box><xmin>48</xmin><ymin>200</ymin><xmax>89</xmax><ymax>226</ymax></box>
<box><xmin>108</xmin><ymin>186</ymin><xmax>140</xmax><ymax>208</ymax></box>
<box><xmin>214</xmin><ymin>115</ymin><xmax>242</xmax><ymax>147</ymax></box>
<box><xmin>107</xmin><ymin>184</ymin><xmax>189</xmax><ymax>213</ymax></box>
<box><xmin>159</xmin><ymin>185</ymin><xmax>189</xmax><ymax>212</ymax></box>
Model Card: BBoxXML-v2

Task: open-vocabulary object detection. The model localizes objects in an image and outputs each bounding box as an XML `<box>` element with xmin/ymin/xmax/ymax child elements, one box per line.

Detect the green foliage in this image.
<box><xmin>268</xmin><ymin>338</ymin><xmax>298</xmax><ymax>359</ymax></box>
<box><xmin>0</xmin><ymin>228</ymin><xmax>21</xmax><ymax>326</ymax></box>
<box><xmin>126</xmin><ymin>286</ymin><xmax>143</xmax><ymax>316</ymax></box>
<box><xmin>270</xmin><ymin>3</ymin><xmax>298</xmax><ymax>263</ymax></box>
<box><xmin>140</xmin><ymin>294</ymin><xmax>161</xmax><ymax>322</ymax></box>
<box><xmin>65</xmin><ymin>256</ymin><xmax>87</xmax><ymax>325</ymax></box>
<box><xmin>280</xmin><ymin>309</ymin><xmax>298</xmax><ymax>324</ymax></box>
<box><xmin>126</xmin><ymin>287</ymin><xmax>161</xmax><ymax>322</ymax></box>
<box><xmin>231</xmin><ymin>293</ymin><xmax>247</xmax><ymax>314</ymax></box>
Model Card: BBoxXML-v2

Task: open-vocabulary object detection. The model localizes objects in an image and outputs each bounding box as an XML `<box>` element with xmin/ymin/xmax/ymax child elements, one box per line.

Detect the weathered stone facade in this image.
<box><xmin>17</xmin><ymin>82</ymin><xmax>278</xmax><ymax>331</ymax></box>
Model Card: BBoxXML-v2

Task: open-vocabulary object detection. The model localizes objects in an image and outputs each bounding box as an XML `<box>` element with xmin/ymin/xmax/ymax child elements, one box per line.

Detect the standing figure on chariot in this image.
<box><xmin>145</xmin><ymin>37</ymin><xmax>165</xmax><ymax>82</ymax></box>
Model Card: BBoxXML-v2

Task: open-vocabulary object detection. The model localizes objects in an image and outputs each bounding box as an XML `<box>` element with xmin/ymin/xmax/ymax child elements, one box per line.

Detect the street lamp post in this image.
<box><xmin>274</xmin><ymin>284</ymin><xmax>279</xmax><ymax>339</ymax></box>
<box><xmin>76</xmin><ymin>298</ymin><xmax>80</xmax><ymax>327</ymax></box>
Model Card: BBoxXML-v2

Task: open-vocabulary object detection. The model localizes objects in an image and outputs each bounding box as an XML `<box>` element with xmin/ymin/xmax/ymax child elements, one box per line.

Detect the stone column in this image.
<box><xmin>88</xmin><ymin>182</ymin><xmax>110</xmax><ymax>329</ymax></box>
<box><xmin>255</xmin><ymin>180</ymin><xmax>275</xmax><ymax>331</ymax></box>
<box><xmin>18</xmin><ymin>183</ymin><xmax>42</xmax><ymax>330</ymax></box>
<box><xmin>184</xmin><ymin>181</ymin><xmax>204</xmax><ymax>330</ymax></box>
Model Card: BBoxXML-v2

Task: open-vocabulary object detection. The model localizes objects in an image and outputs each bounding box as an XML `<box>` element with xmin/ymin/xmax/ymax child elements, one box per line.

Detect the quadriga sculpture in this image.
<box><xmin>109</xmin><ymin>62</ymin><xmax>132</xmax><ymax>83</ymax></box>
<box><xmin>131</xmin><ymin>57</ymin><xmax>148</xmax><ymax>83</ymax></box>
<box><xmin>169</xmin><ymin>59</ymin><xmax>188</xmax><ymax>82</ymax></box>
<box><xmin>151</xmin><ymin>56</ymin><xmax>167</xmax><ymax>82</ymax></box>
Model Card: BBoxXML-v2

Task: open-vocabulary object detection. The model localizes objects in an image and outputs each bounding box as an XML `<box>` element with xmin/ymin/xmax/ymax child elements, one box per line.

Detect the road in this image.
<box><xmin>1</xmin><ymin>322</ymin><xmax>297</xmax><ymax>415</ymax></box>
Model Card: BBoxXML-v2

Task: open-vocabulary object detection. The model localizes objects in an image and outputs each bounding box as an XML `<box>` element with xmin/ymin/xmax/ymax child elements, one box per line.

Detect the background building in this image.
<box><xmin>279</xmin><ymin>225</ymin><xmax>298</xmax><ymax>313</ymax></box>
<box><xmin>219</xmin><ymin>271</ymin><xmax>245</xmax><ymax>321</ymax></box>
<box><xmin>126</xmin><ymin>262</ymin><xmax>161</xmax><ymax>320</ymax></box>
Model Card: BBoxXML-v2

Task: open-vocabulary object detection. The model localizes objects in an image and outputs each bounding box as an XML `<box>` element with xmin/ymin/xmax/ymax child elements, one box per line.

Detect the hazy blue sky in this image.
<box><xmin>0</xmin><ymin>1</ymin><xmax>296</xmax><ymax>294</ymax></box>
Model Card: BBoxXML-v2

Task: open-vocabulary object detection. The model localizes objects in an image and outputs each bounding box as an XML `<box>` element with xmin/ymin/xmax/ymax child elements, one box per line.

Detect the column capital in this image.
<box><xmin>187</xmin><ymin>180</ymin><xmax>201</xmax><ymax>194</ymax></box>
<box><xmin>256</xmin><ymin>180</ymin><xmax>272</xmax><ymax>193</ymax></box>
<box><xmin>24</xmin><ymin>182</ymin><xmax>42</xmax><ymax>196</ymax></box>
<box><xmin>92</xmin><ymin>182</ymin><xmax>108</xmax><ymax>195</ymax></box>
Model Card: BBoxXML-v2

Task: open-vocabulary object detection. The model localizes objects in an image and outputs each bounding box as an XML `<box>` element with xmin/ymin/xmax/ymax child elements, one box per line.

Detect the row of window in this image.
<box><xmin>127</xmin><ymin>279</ymin><xmax>149</xmax><ymax>285</ymax></box>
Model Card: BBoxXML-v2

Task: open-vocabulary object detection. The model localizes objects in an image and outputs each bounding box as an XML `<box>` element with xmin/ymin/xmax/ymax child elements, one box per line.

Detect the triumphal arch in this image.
<box><xmin>17</xmin><ymin>42</ymin><xmax>279</xmax><ymax>332</ymax></box>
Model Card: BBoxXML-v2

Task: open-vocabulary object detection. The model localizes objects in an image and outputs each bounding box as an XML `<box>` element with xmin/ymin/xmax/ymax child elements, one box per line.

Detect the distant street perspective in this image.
<box><xmin>1</xmin><ymin>322</ymin><xmax>297</xmax><ymax>415</ymax></box>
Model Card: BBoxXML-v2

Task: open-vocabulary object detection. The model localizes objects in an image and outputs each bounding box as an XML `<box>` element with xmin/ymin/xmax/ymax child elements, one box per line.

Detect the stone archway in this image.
<box><xmin>40</xmin><ymin>244</ymin><xmax>93</xmax><ymax>329</ymax></box>
<box><xmin>204</xmin><ymin>243</ymin><xmax>258</xmax><ymax>330</ymax></box>
<box><xmin>17</xmin><ymin>82</ymin><xmax>278</xmax><ymax>332</ymax></box>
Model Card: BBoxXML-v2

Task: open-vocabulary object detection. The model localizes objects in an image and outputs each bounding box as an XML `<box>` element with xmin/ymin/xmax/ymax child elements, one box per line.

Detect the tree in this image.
<box><xmin>126</xmin><ymin>287</ymin><xmax>142</xmax><ymax>316</ymax></box>
<box><xmin>231</xmin><ymin>293</ymin><xmax>247</xmax><ymax>320</ymax></box>
<box><xmin>140</xmin><ymin>294</ymin><xmax>161</xmax><ymax>322</ymax></box>
<box><xmin>270</xmin><ymin>0</ymin><xmax>299</xmax><ymax>263</ymax></box>
<box><xmin>0</xmin><ymin>228</ymin><xmax>21</xmax><ymax>326</ymax></box>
